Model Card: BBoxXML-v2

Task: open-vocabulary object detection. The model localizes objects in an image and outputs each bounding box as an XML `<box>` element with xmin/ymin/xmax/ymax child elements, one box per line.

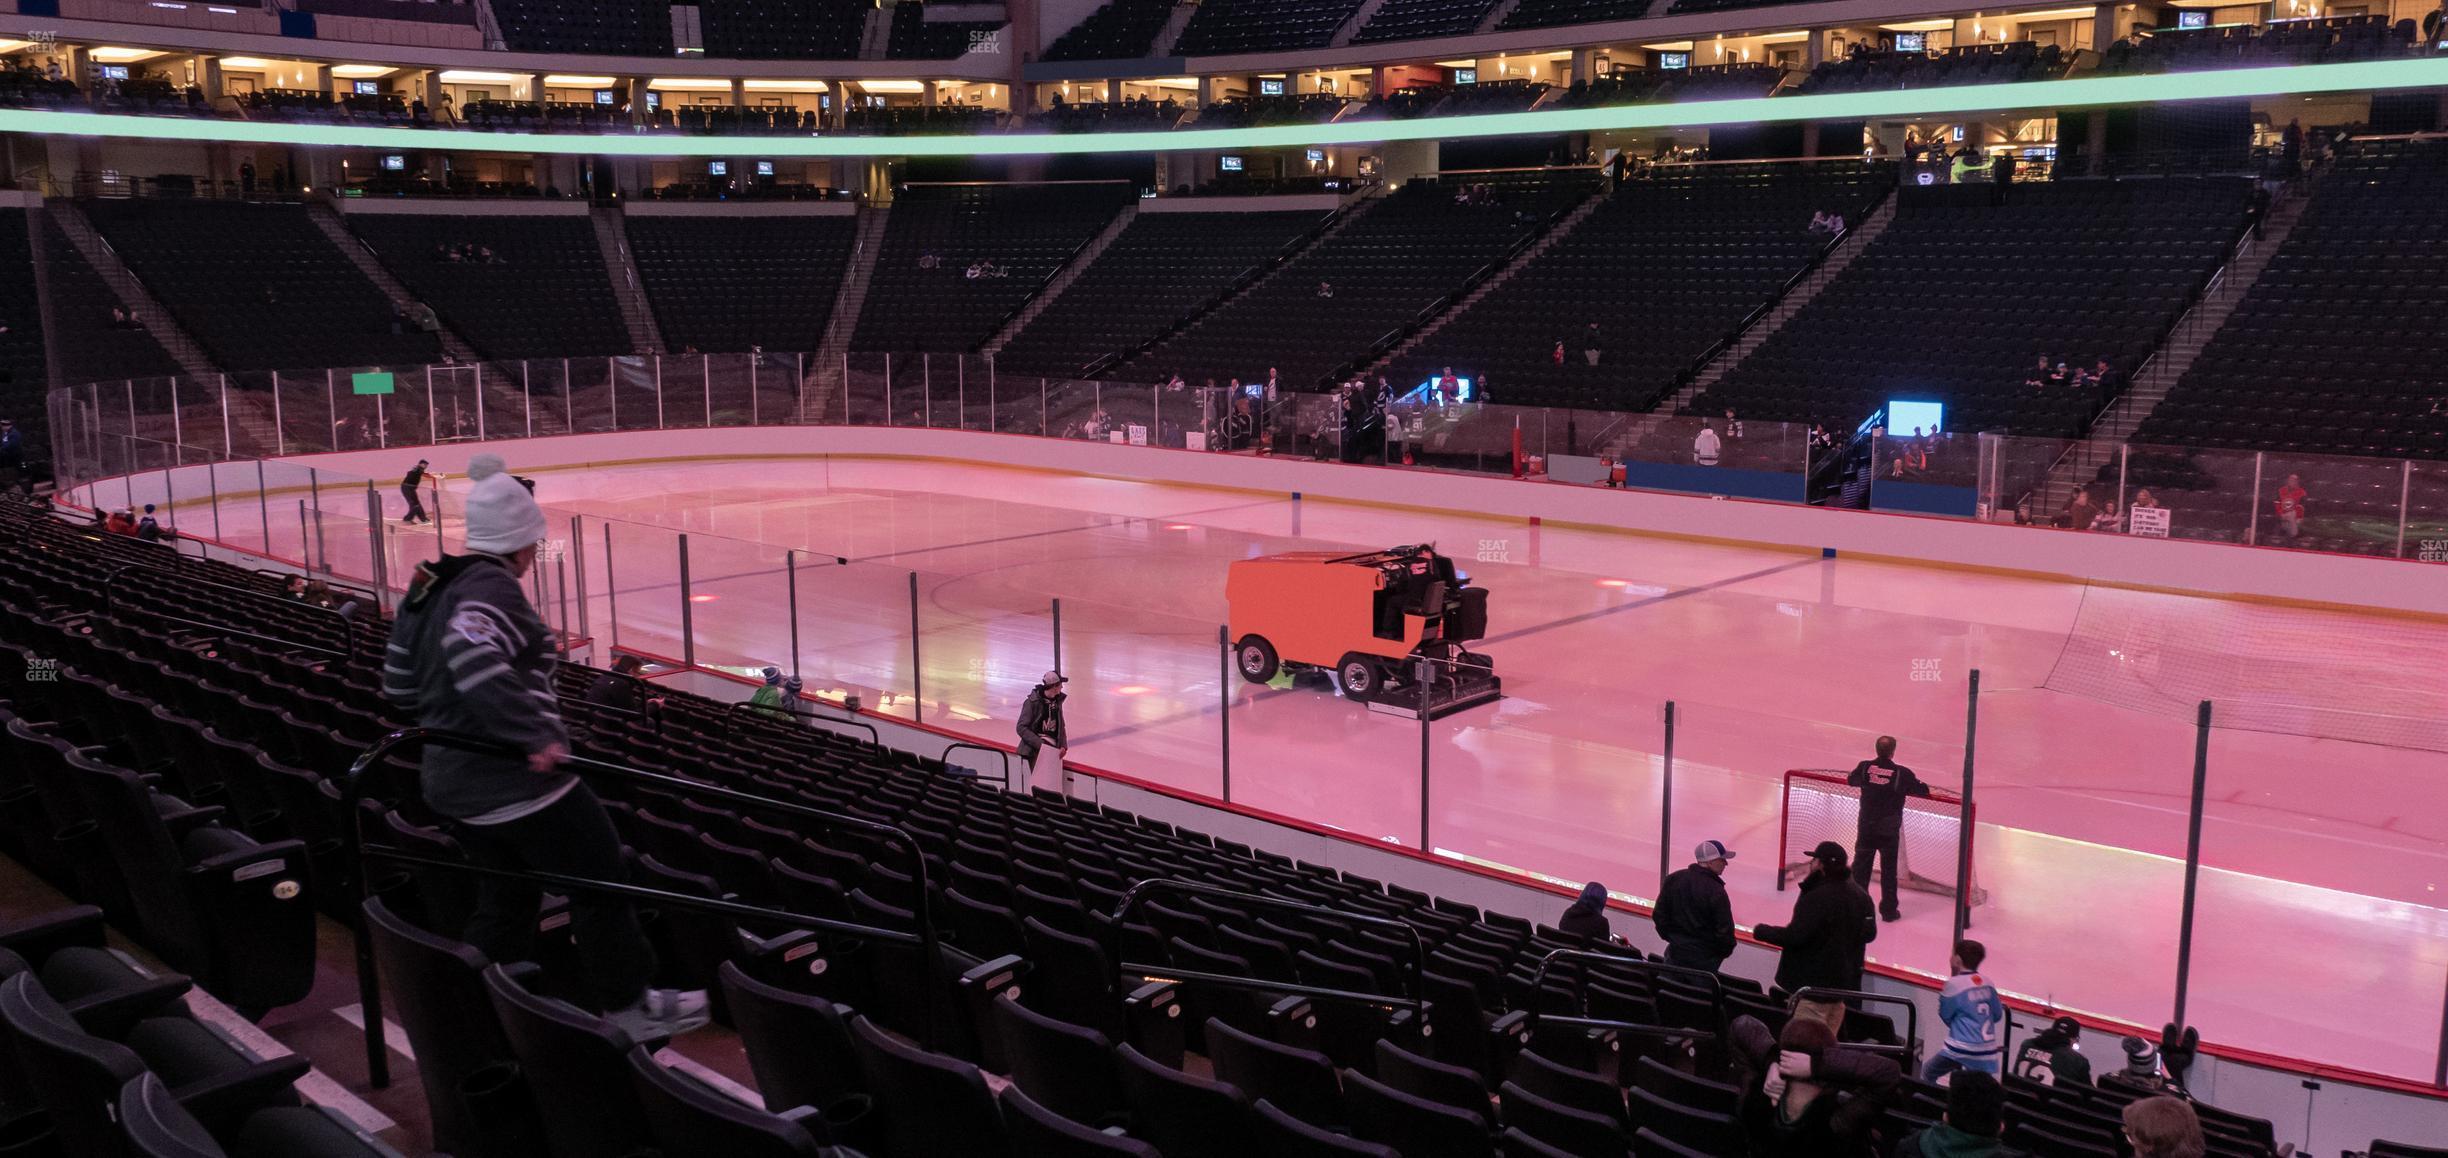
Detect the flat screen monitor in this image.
<box><xmin>2177</xmin><ymin>10</ymin><xmax>2209</xmax><ymax>28</ymax></box>
<box><xmin>380</xmin><ymin>154</ymin><xmax>405</xmax><ymax>171</ymax></box>
<box><xmin>755</xmin><ymin>160</ymin><xmax>774</xmax><ymax>177</ymax></box>
<box><xmin>1894</xmin><ymin>31</ymin><xmax>1927</xmax><ymax>52</ymax></box>
<box><xmin>1453</xmin><ymin>67</ymin><xmax>1478</xmax><ymax>84</ymax></box>
<box><xmin>1257</xmin><ymin>78</ymin><xmax>1286</xmax><ymax>96</ymax></box>
<box><xmin>1657</xmin><ymin>52</ymin><xmax>1689</xmax><ymax>71</ymax></box>
<box><xmin>98</xmin><ymin>65</ymin><xmax>129</xmax><ymax>80</ymax></box>
<box><xmin>707</xmin><ymin>161</ymin><xmax>728</xmax><ymax>176</ymax></box>
<box><xmin>353</xmin><ymin>80</ymin><xmax>380</xmax><ymax>96</ymax></box>
<box><xmin>1415</xmin><ymin>374</ymin><xmax>1475</xmax><ymax>403</ymax></box>
<box><xmin>1888</xmin><ymin>400</ymin><xmax>1944</xmax><ymax>436</ymax></box>
<box><xmin>1219</xmin><ymin>155</ymin><xmax>1244</xmax><ymax>172</ymax></box>
<box><xmin>594</xmin><ymin>89</ymin><xmax>616</xmax><ymax>105</ymax></box>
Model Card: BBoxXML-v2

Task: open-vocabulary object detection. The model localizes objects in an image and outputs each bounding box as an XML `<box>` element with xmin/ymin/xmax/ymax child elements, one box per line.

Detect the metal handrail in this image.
<box><xmin>729</xmin><ymin>698</ymin><xmax>881</xmax><ymax>746</ymax></box>
<box><xmin>101</xmin><ymin>563</ymin><xmax>360</xmax><ymax>660</ymax></box>
<box><xmin>1112</xmin><ymin>878</ymin><xmax>1428</xmax><ymax>1019</ymax></box>
<box><xmin>1525</xmin><ymin>947</ymin><xmax>1726</xmax><ymax>1043</ymax></box>
<box><xmin>340</xmin><ymin>726</ymin><xmax>945</xmax><ymax>1086</ymax></box>
<box><xmin>939</xmin><ymin>741</ymin><xmax>1016</xmax><ymax>787</ymax></box>
<box><xmin>1786</xmin><ymin>985</ymin><xmax>1923</xmax><ymax>1063</ymax></box>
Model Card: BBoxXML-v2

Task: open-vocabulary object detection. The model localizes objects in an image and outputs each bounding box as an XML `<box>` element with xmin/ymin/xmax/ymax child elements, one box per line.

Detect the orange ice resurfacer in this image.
<box><xmin>1225</xmin><ymin>544</ymin><xmax>1500</xmax><ymax>719</ymax></box>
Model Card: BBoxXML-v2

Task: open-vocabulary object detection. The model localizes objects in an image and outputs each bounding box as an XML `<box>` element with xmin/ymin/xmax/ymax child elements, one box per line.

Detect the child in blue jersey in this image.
<box><xmin>1923</xmin><ymin>938</ymin><xmax>2005</xmax><ymax>1083</ymax></box>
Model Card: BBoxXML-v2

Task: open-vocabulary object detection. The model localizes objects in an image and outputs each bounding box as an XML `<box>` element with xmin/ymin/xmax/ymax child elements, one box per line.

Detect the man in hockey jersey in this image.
<box><xmin>1923</xmin><ymin>938</ymin><xmax>2005</xmax><ymax>1083</ymax></box>
<box><xmin>1848</xmin><ymin>734</ymin><xmax>1932</xmax><ymax>921</ymax></box>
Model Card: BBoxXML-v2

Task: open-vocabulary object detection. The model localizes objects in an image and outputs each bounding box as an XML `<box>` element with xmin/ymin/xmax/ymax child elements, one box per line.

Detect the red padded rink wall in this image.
<box><xmin>182</xmin><ymin>452</ymin><xmax>2448</xmax><ymax>1086</ymax></box>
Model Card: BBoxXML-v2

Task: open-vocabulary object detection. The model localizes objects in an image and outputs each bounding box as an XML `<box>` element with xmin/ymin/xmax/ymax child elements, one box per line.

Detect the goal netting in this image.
<box><xmin>1779</xmin><ymin>769</ymin><xmax>1987</xmax><ymax>909</ymax></box>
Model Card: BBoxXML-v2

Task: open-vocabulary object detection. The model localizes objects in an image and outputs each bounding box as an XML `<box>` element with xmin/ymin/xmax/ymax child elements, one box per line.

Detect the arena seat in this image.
<box><xmin>626</xmin><ymin>1044</ymin><xmax>827</xmax><ymax>1157</ymax></box>
<box><xmin>1126</xmin><ymin>170</ymin><xmax>1603</xmax><ymax>388</ymax></box>
<box><xmin>1700</xmin><ymin>177</ymin><xmax>2253</xmax><ymax>437</ymax></box>
<box><xmin>1171</xmin><ymin>0</ymin><xmax>1367</xmax><ymax>55</ymax></box>
<box><xmin>1390</xmin><ymin>160</ymin><xmax>1891</xmax><ymax>410</ymax></box>
<box><xmin>1496</xmin><ymin>1080</ymin><xmax>1626</xmax><ymax>1155</ymax></box>
<box><xmin>1498</xmin><ymin>0</ymin><xmax>1651</xmax><ymax>32</ymax></box>
<box><xmin>853</xmin><ymin>183</ymin><xmax>1138</xmax><ymax>355</ymax></box>
<box><xmin>887</xmin><ymin>0</ymin><xmax>1008</xmax><ymax>59</ymax></box>
<box><xmin>626</xmin><ymin>213</ymin><xmax>858</xmax><ymax>355</ymax></box>
<box><xmin>2</xmin><ymin>213</ymin><xmax>180</xmax><ymax>390</ymax></box>
<box><xmin>488</xmin><ymin>0</ymin><xmax>672</xmax><ymax>55</ymax></box>
<box><xmin>346</xmin><ymin>213</ymin><xmax>635</xmax><ymax>360</ymax></box>
<box><xmin>361</xmin><ymin>897</ymin><xmax>547</xmax><ymax>1158</ymax></box>
<box><xmin>1204</xmin><ymin>1017</ymin><xmax>1346</xmax><ymax>1132</ymax></box>
<box><xmin>1352</xmin><ymin>0</ymin><xmax>1503</xmax><ymax>43</ymax></box>
<box><xmin>991</xmin><ymin>994</ymin><xmax>1131</xmax><ymax>1126</ymax></box>
<box><xmin>117</xmin><ymin>1071</ymin><xmax>401</xmax><ymax>1158</ymax></box>
<box><xmin>483</xmin><ymin>962</ymin><xmax>657</xmax><ymax>1158</ymax></box>
<box><xmin>1344</xmin><ymin>1068</ymin><xmax>1494</xmax><ymax>1157</ymax></box>
<box><xmin>999</xmin><ymin>1083</ymin><xmax>1162</xmax><ymax>1156</ymax></box>
<box><xmin>0</xmin><ymin>971</ymin><xmax>311</xmax><ymax>1153</ymax></box>
<box><xmin>80</xmin><ymin>200</ymin><xmax>440</xmax><ymax>371</ymax></box>
<box><xmin>699</xmin><ymin>0</ymin><xmax>867</xmax><ymax>60</ymax></box>
<box><xmin>993</xmin><ymin>209</ymin><xmax>1329</xmax><ymax>379</ymax></box>
<box><xmin>1115</xmin><ymin>1041</ymin><xmax>1258</xmax><ymax>1158</ymax></box>
<box><xmin>1042</xmin><ymin>0</ymin><xmax>1177</xmax><ymax>62</ymax></box>
<box><xmin>849</xmin><ymin>1012</ymin><xmax>1013</xmax><ymax>1156</ymax></box>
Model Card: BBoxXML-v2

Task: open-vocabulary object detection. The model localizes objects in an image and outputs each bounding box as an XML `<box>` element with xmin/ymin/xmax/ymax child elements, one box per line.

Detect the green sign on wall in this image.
<box><xmin>352</xmin><ymin>371</ymin><xmax>396</xmax><ymax>396</ymax></box>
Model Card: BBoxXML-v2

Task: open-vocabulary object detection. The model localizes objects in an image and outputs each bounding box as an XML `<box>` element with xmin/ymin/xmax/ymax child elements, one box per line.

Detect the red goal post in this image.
<box><xmin>1777</xmin><ymin>768</ymin><xmax>1987</xmax><ymax>909</ymax></box>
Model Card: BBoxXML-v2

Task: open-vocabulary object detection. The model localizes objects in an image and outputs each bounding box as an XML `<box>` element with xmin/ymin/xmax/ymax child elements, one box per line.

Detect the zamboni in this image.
<box><xmin>1225</xmin><ymin>545</ymin><xmax>1501</xmax><ymax>719</ymax></box>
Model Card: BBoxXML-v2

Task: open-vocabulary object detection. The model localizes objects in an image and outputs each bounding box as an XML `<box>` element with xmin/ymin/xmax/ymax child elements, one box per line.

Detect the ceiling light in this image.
<box><xmin>88</xmin><ymin>47</ymin><xmax>168</xmax><ymax>62</ymax></box>
<box><xmin>436</xmin><ymin>69</ymin><xmax>521</xmax><ymax>84</ymax></box>
<box><xmin>1640</xmin><ymin>41</ymin><xmax>1696</xmax><ymax>51</ymax></box>
<box><xmin>1880</xmin><ymin>18</ymin><xmax>1958</xmax><ymax>30</ymax></box>
<box><xmin>542</xmin><ymin>74</ymin><xmax>616</xmax><ymax>86</ymax></box>
<box><xmin>744</xmin><ymin>79</ymin><xmax>828</xmax><ymax>92</ymax></box>
<box><xmin>217</xmin><ymin>57</ymin><xmax>271</xmax><ymax>69</ymax></box>
<box><xmin>856</xmin><ymin>80</ymin><xmax>926</xmax><ymax>94</ymax></box>
<box><xmin>330</xmin><ymin>64</ymin><xmax>396</xmax><ymax>79</ymax></box>
<box><xmin>648</xmin><ymin>77</ymin><xmax>731</xmax><ymax>91</ymax></box>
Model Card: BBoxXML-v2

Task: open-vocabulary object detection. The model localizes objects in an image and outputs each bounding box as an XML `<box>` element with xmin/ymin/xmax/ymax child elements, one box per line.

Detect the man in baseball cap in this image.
<box><xmin>1654</xmin><ymin>839</ymin><xmax>1739</xmax><ymax>973</ymax></box>
<box><xmin>1755</xmin><ymin>839</ymin><xmax>1877</xmax><ymax>1032</ymax></box>
<box><xmin>1017</xmin><ymin>670</ymin><xmax>1070</xmax><ymax>794</ymax></box>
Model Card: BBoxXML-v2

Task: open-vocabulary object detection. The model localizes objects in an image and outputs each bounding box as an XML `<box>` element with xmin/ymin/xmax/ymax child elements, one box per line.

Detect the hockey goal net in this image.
<box><xmin>1778</xmin><ymin>769</ymin><xmax>1987</xmax><ymax>909</ymax></box>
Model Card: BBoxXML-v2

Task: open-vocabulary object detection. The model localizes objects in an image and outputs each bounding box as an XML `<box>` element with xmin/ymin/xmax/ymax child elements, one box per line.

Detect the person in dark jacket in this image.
<box><xmin>1018</xmin><ymin>670</ymin><xmax>1070</xmax><ymax>794</ymax></box>
<box><xmin>134</xmin><ymin>503</ymin><xmax>164</xmax><ymax>543</ymax></box>
<box><xmin>1754</xmin><ymin>840</ymin><xmax>1877</xmax><ymax>1033</ymax></box>
<box><xmin>1892</xmin><ymin>1070</ymin><xmax>2017</xmax><ymax>1158</ymax></box>
<box><xmin>382</xmin><ymin>454</ymin><xmax>703</xmax><ymax>1039</ymax></box>
<box><xmin>1733</xmin><ymin>1012</ymin><xmax>1899</xmax><ymax>1157</ymax></box>
<box><xmin>2010</xmin><ymin>1016</ymin><xmax>2093</xmax><ymax>1088</ymax></box>
<box><xmin>1848</xmin><ymin>735</ymin><xmax>1931</xmax><ymax>921</ymax></box>
<box><xmin>585</xmin><ymin>654</ymin><xmax>662</xmax><ymax>721</ymax></box>
<box><xmin>1558</xmin><ymin>881</ymin><xmax>1618</xmax><ymax>943</ymax></box>
<box><xmin>1653</xmin><ymin>839</ymin><xmax>1738</xmax><ymax>973</ymax></box>
<box><xmin>400</xmin><ymin>459</ymin><xmax>431</xmax><ymax>524</ymax></box>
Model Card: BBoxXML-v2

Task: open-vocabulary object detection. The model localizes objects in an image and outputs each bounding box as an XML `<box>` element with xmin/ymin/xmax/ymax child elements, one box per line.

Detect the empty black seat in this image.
<box><xmin>1114</xmin><ymin>1042</ymin><xmax>1257</xmax><ymax>1158</ymax></box>
<box><xmin>849</xmin><ymin>1013</ymin><xmax>1012</xmax><ymax>1157</ymax></box>
<box><xmin>626</xmin><ymin>1044</ymin><xmax>824</xmax><ymax>1157</ymax></box>
<box><xmin>999</xmin><ymin>1085</ymin><xmax>1162</xmax><ymax>1158</ymax></box>
<box><xmin>1345</xmin><ymin>1069</ymin><xmax>1494</xmax><ymax>1158</ymax></box>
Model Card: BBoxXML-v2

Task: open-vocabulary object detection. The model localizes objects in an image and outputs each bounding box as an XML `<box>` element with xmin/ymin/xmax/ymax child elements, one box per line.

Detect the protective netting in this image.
<box><xmin>2043</xmin><ymin>583</ymin><xmax>2448</xmax><ymax>753</ymax></box>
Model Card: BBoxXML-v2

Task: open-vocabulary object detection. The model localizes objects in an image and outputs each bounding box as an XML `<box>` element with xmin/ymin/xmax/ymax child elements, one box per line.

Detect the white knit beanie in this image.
<box><xmin>459</xmin><ymin>455</ymin><xmax>547</xmax><ymax>556</ymax></box>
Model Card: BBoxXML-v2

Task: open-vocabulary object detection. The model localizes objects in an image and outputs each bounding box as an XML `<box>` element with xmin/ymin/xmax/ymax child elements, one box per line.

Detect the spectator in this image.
<box><xmin>2132</xmin><ymin>489</ymin><xmax>2161</xmax><ymax>513</ymax></box>
<box><xmin>1725</xmin><ymin>408</ymin><xmax>1744</xmax><ymax>440</ymax></box>
<box><xmin>1809</xmin><ymin>424</ymin><xmax>1835</xmax><ymax>451</ymax></box>
<box><xmin>1551</xmin><ymin>339</ymin><xmax>1565</xmax><ymax>366</ymax></box>
<box><xmin>1753</xmin><ymin>840</ymin><xmax>1876</xmax><ymax>1032</ymax></box>
<box><xmin>239</xmin><ymin>161</ymin><xmax>255</xmax><ymax>197</ymax></box>
<box><xmin>2059</xmin><ymin>486</ymin><xmax>2099</xmax><ymax>530</ymax></box>
<box><xmin>135</xmin><ymin>503</ymin><xmax>163</xmax><ymax>543</ymax></box>
<box><xmin>2272</xmin><ymin>473</ymin><xmax>2307</xmax><ymax>543</ymax></box>
<box><xmin>747</xmin><ymin>666</ymin><xmax>794</xmax><ymax>717</ymax></box>
<box><xmin>2011</xmin><ymin>1016</ymin><xmax>2094</xmax><ymax>1087</ymax></box>
<box><xmin>382</xmin><ymin>454</ymin><xmax>706</xmax><ymax>1039</ymax></box>
<box><xmin>1733</xmin><ymin>1013</ymin><xmax>1899</xmax><ymax>1155</ymax></box>
<box><xmin>1848</xmin><ymin>735</ymin><xmax>1931</xmax><ymax>921</ymax></box>
<box><xmin>283</xmin><ymin>575</ymin><xmax>310</xmax><ymax>600</ymax></box>
<box><xmin>1924</xmin><ymin>939</ymin><xmax>2005</xmax><ymax>1083</ymax></box>
<box><xmin>2090</xmin><ymin>357</ymin><xmax>2121</xmax><ymax>399</ymax></box>
<box><xmin>1695</xmin><ymin>420</ymin><xmax>1723</xmax><ymax>466</ymax></box>
<box><xmin>104</xmin><ymin>507</ymin><xmax>137</xmax><ymax>535</ymax></box>
<box><xmin>1582</xmin><ymin>322</ymin><xmax>1602</xmax><ymax>368</ymax></box>
<box><xmin>586</xmin><ymin>654</ymin><xmax>664</xmax><ymax>719</ymax></box>
<box><xmin>2090</xmin><ymin>500</ymin><xmax>2124</xmax><ymax>533</ymax></box>
<box><xmin>1654</xmin><ymin>840</ymin><xmax>1738</xmax><ymax>973</ymax></box>
<box><xmin>0</xmin><ymin>416</ymin><xmax>21</xmax><ymax>494</ymax></box>
<box><xmin>1017</xmin><ymin>670</ymin><xmax>1070</xmax><ymax>794</ymax></box>
<box><xmin>1315</xmin><ymin>280</ymin><xmax>1334</xmax><ymax>298</ymax></box>
<box><xmin>1891</xmin><ymin>1070</ymin><xmax>2010</xmax><ymax>1158</ymax></box>
<box><xmin>301</xmin><ymin>579</ymin><xmax>335</xmax><ymax>608</ymax></box>
<box><xmin>2122</xmin><ymin>1096</ymin><xmax>2206</xmax><ymax>1158</ymax></box>
<box><xmin>2024</xmin><ymin>354</ymin><xmax>2051</xmax><ymax>389</ymax></box>
<box><xmin>400</xmin><ymin>459</ymin><xmax>431</xmax><ymax>525</ymax></box>
<box><xmin>1437</xmin><ymin>367</ymin><xmax>1460</xmax><ymax>409</ymax></box>
<box><xmin>1558</xmin><ymin>880</ymin><xmax>1618</xmax><ymax>943</ymax></box>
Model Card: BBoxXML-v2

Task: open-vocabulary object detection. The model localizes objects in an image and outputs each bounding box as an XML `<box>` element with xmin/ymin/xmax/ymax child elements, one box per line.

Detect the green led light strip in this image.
<box><xmin>6</xmin><ymin>57</ymin><xmax>2440</xmax><ymax>157</ymax></box>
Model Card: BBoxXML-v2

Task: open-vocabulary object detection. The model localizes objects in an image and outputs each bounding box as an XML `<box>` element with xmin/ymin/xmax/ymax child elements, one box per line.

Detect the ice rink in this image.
<box><xmin>215</xmin><ymin>455</ymin><xmax>2448</xmax><ymax>1082</ymax></box>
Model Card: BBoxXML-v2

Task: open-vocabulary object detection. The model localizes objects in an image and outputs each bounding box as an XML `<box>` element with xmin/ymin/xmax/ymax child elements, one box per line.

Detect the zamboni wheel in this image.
<box><xmin>1336</xmin><ymin>653</ymin><xmax>1383</xmax><ymax>703</ymax></box>
<box><xmin>1235</xmin><ymin>636</ymin><xmax>1280</xmax><ymax>683</ymax></box>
